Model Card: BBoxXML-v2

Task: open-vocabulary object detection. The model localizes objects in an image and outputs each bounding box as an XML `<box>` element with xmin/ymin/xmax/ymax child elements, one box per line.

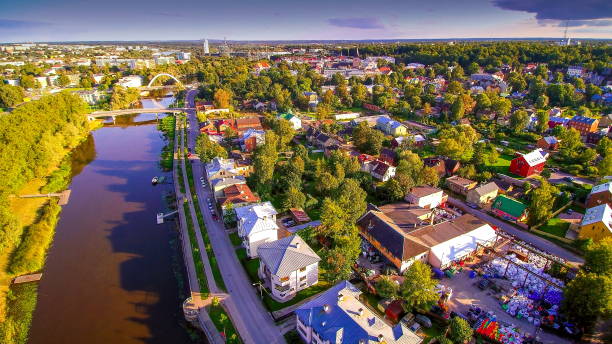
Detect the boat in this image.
<box><xmin>152</xmin><ymin>176</ymin><xmax>159</xmax><ymax>184</ymax></box>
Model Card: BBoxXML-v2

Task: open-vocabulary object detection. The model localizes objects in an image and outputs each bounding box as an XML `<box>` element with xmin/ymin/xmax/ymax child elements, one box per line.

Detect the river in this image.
<box><xmin>28</xmin><ymin>97</ymin><xmax>200</xmax><ymax>344</ymax></box>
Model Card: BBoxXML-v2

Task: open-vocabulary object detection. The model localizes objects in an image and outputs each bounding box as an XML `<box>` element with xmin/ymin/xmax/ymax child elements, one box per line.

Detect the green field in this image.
<box><xmin>487</xmin><ymin>154</ymin><xmax>513</xmax><ymax>174</ymax></box>
<box><xmin>539</xmin><ymin>218</ymin><xmax>570</xmax><ymax>237</ymax></box>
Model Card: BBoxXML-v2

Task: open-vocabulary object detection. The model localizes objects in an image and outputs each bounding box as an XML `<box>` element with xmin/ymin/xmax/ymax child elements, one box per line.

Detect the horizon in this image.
<box><xmin>1</xmin><ymin>0</ymin><xmax>611</xmax><ymax>42</ymax></box>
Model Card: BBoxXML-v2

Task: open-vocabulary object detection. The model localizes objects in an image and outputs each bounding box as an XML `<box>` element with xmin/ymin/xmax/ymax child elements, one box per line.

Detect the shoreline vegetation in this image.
<box><xmin>0</xmin><ymin>92</ymin><xmax>98</xmax><ymax>344</ymax></box>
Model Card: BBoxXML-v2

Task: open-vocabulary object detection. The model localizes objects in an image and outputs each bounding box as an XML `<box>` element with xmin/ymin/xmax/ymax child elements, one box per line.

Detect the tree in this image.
<box><xmin>584</xmin><ymin>238</ymin><xmax>612</xmax><ymax>275</ymax></box>
<box><xmin>19</xmin><ymin>75</ymin><xmax>38</xmax><ymax>89</ymax></box>
<box><xmin>0</xmin><ymin>84</ymin><xmax>25</xmax><ymax>107</ymax></box>
<box><xmin>509</xmin><ymin>109</ymin><xmax>529</xmax><ymax>134</ymax></box>
<box><xmin>376</xmin><ymin>275</ymin><xmax>399</xmax><ymax>299</ymax></box>
<box><xmin>110</xmin><ymin>85</ymin><xmax>140</xmax><ymax>110</ymax></box>
<box><xmin>535</xmin><ymin>94</ymin><xmax>549</xmax><ymax>109</ymax></box>
<box><xmin>213</xmin><ymin>88</ymin><xmax>232</xmax><ymax>108</ymax></box>
<box><xmin>282</xmin><ymin>187</ymin><xmax>306</xmax><ymax>211</ymax></box>
<box><xmin>351</xmin><ymin>84</ymin><xmax>368</xmax><ymax>106</ymax></box>
<box><xmin>352</xmin><ymin>122</ymin><xmax>383</xmax><ymax>155</ymax></box>
<box><xmin>450</xmin><ymin>96</ymin><xmax>465</xmax><ymax>121</ymax></box>
<box><xmin>272</xmin><ymin>118</ymin><xmax>296</xmax><ymax>151</ymax></box>
<box><xmin>436</xmin><ymin>337</ymin><xmax>454</xmax><ymax>344</ymax></box>
<box><xmin>384</xmin><ymin>178</ymin><xmax>406</xmax><ymax>201</ymax></box>
<box><xmin>420</xmin><ymin>166</ymin><xmax>440</xmax><ymax>186</ymax></box>
<box><xmin>598</xmin><ymin>154</ymin><xmax>612</xmax><ymax>177</ymax></box>
<box><xmin>56</xmin><ymin>74</ymin><xmax>70</xmax><ymax>87</ymax></box>
<box><xmin>400</xmin><ymin>261</ymin><xmax>439</xmax><ymax>311</ymax></box>
<box><xmin>194</xmin><ymin>134</ymin><xmax>228</xmax><ymax>162</ymax></box>
<box><xmin>558</xmin><ymin>127</ymin><xmax>583</xmax><ymax>159</ymax></box>
<box><xmin>336</xmin><ymin>179</ymin><xmax>367</xmax><ymax>223</ymax></box>
<box><xmin>528</xmin><ymin>180</ymin><xmax>557</xmax><ymax>226</ymax></box>
<box><xmin>535</xmin><ymin>110</ymin><xmax>549</xmax><ymax>133</ymax></box>
<box><xmin>491</xmin><ymin>97</ymin><xmax>511</xmax><ymax>116</ymax></box>
<box><xmin>449</xmin><ymin>317</ymin><xmax>474</xmax><ymax>343</ymax></box>
<box><xmin>561</xmin><ymin>272</ymin><xmax>612</xmax><ymax>329</ymax></box>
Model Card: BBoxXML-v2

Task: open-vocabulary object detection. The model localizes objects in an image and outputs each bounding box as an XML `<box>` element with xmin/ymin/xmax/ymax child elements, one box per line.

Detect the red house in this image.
<box><xmin>509</xmin><ymin>149</ymin><xmax>547</xmax><ymax>178</ymax></box>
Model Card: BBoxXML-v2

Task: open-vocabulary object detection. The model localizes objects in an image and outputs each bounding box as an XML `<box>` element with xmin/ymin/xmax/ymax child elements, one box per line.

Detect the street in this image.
<box><xmin>447</xmin><ymin>197</ymin><xmax>584</xmax><ymax>266</ymax></box>
<box><xmin>184</xmin><ymin>89</ymin><xmax>285</xmax><ymax>344</ymax></box>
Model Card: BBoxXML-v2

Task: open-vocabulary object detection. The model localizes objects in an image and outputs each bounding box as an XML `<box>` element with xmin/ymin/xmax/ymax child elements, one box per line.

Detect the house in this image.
<box><xmin>568</xmin><ymin>115</ymin><xmax>599</xmax><ymax>135</ymax></box>
<box><xmin>257</xmin><ymin>235</ymin><xmax>320</xmax><ymax>302</ymax></box>
<box><xmin>217</xmin><ymin>184</ymin><xmax>260</xmax><ymax>215</ymax></box>
<box><xmin>548</xmin><ymin>116</ymin><xmax>569</xmax><ymax>129</ymax></box>
<box><xmin>116</xmin><ymin>75</ymin><xmax>143</xmax><ymax>88</ymax></box>
<box><xmin>307</xmin><ymin>128</ymin><xmax>340</xmax><ymax>150</ymax></box>
<box><xmin>586</xmin><ymin>182</ymin><xmax>612</xmax><ymax>209</ymax></box>
<box><xmin>277</xmin><ymin>113</ymin><xmax>302</xmax><ymax>130</ymax></box>
<box><xmin>537</xmin><ymin>136</ymin><xmax>559</xmax><ymax>151</ymax></box>
<box><xmin>240</xmin><ymin>128</ymin><xmax>265</xmax><ymax>152</ymax></box>
<box><xmin>196</xmin><ymin>101</ymin><xmax>214</xmax><ymax>112</ymax></box>
<box><xmin>567</xmin><ymin>65</ymin><xmax>584</xmax><ymax>78</ymax></box>
<box><xmin>235</xmin><ymin>202</ymin><xmax>279</xmax><ymax>258</ymax></box>
<box><xmin>405</xmin><ymin>186</ymin><xmax>446</xmax><ymax>209</ymax></box>
<box><xmin>366</xmin><ymin>160</ymin><xmax>396</xmax><ymax>182</ymax></box>
<box><xmin>509</xmin><ymin>149</ymin><xmax>547</xmax><ymax>178</ymax></box>
<box><xmin>491</xmin><ymin>195</ymin><xmax>528</xmax><ymax>221</ymax></box>
<box><xmin>234</xmin><ymin>116</ymin><xmax>263</xmax><ymax>134</ymax></box>
<box><xmin>376</xmin><ymin>117</ymin><xmax>408</xmax><ymax>137</ymax></box>
<box><xmin>491</xmin><ymin>178</ymin><xmax>513</xmax><ymax>194</ymax></box>
<box><xmin>295</xmin><ymin>281</ymin><xmax>422</xmax><ymax>344</ymax></box>
<box><xmin>211</xmin><ymin>176</ymin><xmax>247</xmax><ymax>198</ymax></box>
<box><xmin>586</xmin><ymin>131</ymin><xmax>607</xmax><ymax>145</ymax></box>
<box><xmin>579</xmin><ymin>204</ymin><xmax>612</xmax><ymax>242</ymax></box>
<box><xmin>466</xmin><ymin>182</ymin><xmax>499</xmax><ymax>206</ymax></box>
<box><xmin>289</xmin><ymin>208</ymin><xmax>312</xmax><ymax>224</ymax></box>
<box><xmin>357</xmin><ymin>212</ymin><xmax>498</xmax><ymax>271</ymax></box>
<box><xmin>379</xmin><ymin>148</ymin><xmax>397</xmax><ymax>166</ymax></box>
<box><xmin>392</xmin><ymin>135</ymin><xmax>426</xmax><ymax>148</ymax></box>
<box><xmin>206</xmin><ymin>157</ymin><xmax>237</xmax><ymax>183</ymax></box>
<box><xmin>445</xmin><ymin>175</ymin><xmax>477</xmax><ymax>196</ymax></box>
<box><xmin>333</xmin><ymin>112</ymin><xmax>360</xmax><ymax>121</ymax></box>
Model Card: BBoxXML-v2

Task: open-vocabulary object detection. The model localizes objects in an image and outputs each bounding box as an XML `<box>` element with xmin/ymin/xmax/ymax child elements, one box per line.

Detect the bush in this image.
<box><xmin>9</xmin><ymin>202</ymin><xmax>61</xmax><ymax>275</ymax></box>
<box><xmin>449</xmin><ymin>317</ymin><xmax>474</xmax><ymax>343</ymax></box>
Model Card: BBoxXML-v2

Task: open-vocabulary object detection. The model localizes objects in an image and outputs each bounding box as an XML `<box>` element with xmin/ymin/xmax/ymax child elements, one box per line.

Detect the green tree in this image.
<box><xmin>535</xmin><ymin>110</ymin><xmax>549</xmax><ymax>133</ymax></box>
<box><xmin>584</xmin><ymin>238</ymin><xmax>612</xmax><ymax>275</ymax></box>
<box><xmin>384</xmin><ymin>178</ymin><xmax>406</xmax><ymax>201</ymax></box>
<box><xmin>282</xmin><ymin>186</ymin><xmax>306</xmax><ymax>211</ymax></box>
<box><xmin>400</xmin><ymin>261</ymin><xmax>439</xmax><ymax>311</ymax></box>
<box><xmin>450</xmin><ymin>96</ymin><xmax>465</xmax><ymax>121</ymax></box>
<box><xmin>213</xmin><ymin>88</ymin><xmax>232</xmax><ymax>108</ymax></box>
<box><xmin>56</xmin><ymin>74</ymin><xmax>71</xmax><ymax>87</ymax></box>
<box><xmin>376</xmin><ymin>275</ymin><xmax>399</xmax><ymax>299</ymax></box>
<box><xmin>272</xmin><ymin>118</ymin><xmax>296</xmax><ymax>151</ymax></box>
<box><xmin>561</xmin><ymin>272</ymin><xmax>612</xmax><ymax>329</ymax></box>
<box><xmin>528</xmin><ymin>180</ymin><xmax>557</xmax><ymax>226</ymax></box>
<box><xmin>449</xmin><ymin>317</ymin><xmax>474</xmax><ymax>343</ymax></box>
<box><xmin>19</xmin><ymin>75</ymin><xmax>38</xmax><ymax>89</ymax></box>
<box><xmin>336</xmin><ymin>179</ymin><xmax>367</xmax><ymax>223</ymax></box>
<box><xmin>194</xmin><ymin>134</ymin><xmax>228</xmax><ymax>162</ymax></box>
<box><xmin>509</xmin><ymin>109</ymin><xmax>529</xmax><ymax>134</ymax></box>
<box><xmin>351</xmin><ymin>84</ymin><xmax>368</xmax><ymax>106</ymax></box>
<box><xmin>0</xmin><ymin>84</ymin><xmax>25</xmax><ymax>107</ymax></box>
<box><xmin>535</xmin><ymin>94</ymin><xmax>549</xmax><ymax>109</ymax></box>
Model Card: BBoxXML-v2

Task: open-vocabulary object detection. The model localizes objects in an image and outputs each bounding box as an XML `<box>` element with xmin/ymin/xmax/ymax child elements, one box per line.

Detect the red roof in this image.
<box><xmin>289</xmin><ymin>208</ymin><xmax>311</xmax><ymax>223</ymax></box>
<box><xmin>218</xmin><ymin>184</ymin><xmax>260</xmax><ymax>206</ymax></box>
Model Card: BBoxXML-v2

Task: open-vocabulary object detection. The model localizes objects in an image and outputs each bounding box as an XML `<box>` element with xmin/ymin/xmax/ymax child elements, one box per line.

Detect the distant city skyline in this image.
<box><xmin>1</xmin><ymin>0</ymin><xmax>610</xmax><ymax>42</ymax></box>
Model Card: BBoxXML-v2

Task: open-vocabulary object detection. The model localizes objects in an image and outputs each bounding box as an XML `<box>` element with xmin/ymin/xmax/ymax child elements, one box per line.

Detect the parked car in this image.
<box><xmin>564</xmin><ymin>176</ymin><xmax>575</xmax><ymax>183</ymax></box>
<box><xmin>409</xmin><ymin>322</ymin><xmax>421</xmax><ymax>332</ymax></box>
<box><xmin>415</xmin><ymin>314</ymin><xmax>432</xmax><ymax>328</ymax></box>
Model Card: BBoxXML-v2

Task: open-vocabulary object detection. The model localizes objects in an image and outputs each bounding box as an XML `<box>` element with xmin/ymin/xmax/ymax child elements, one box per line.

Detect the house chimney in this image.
<box><xmin>295</xmin><ymin>242</ymin><xmax>301</xmax><ymax>249</ymax></box>
<box><xmin>323</xmin><ymin>304</ymin><xmax>331</xmax><ymax>313</ymax></box>
<box><xmin>337</xmin><ymin>293</ymin><xmax>344</xmax><ymax>302</ymax></box>
<box><xmin>358</xmin><ymin>308</ymin><xmax>364</xmax><ymax>316</ymax></box>
<box><xmin>378</xmin><ymin>334</ymin><xmax>384</xmax><ymax>342</ymax></box>
<box><xmin>322</xmin><ymin>321</ymin><xmax>327</xmax><ymax>327</ymax></box>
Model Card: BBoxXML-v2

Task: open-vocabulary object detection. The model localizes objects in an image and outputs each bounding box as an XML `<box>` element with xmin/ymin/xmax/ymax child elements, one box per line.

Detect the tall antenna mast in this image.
<box><xmin>563</xmin><ymin>20</ymin><xmax>570</xmax><ymax>45</ymax></box>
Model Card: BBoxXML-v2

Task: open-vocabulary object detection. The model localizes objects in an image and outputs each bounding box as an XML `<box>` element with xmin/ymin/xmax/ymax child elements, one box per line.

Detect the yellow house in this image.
<box><xmin>579</xmin><ymin>204</ymin><xmax>612</xmax><ymax>242</ymax></box>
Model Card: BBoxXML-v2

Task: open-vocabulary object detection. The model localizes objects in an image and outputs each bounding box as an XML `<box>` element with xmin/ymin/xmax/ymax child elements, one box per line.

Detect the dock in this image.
<box><xmin>13</xmin><ymin>273</ymin><xmax>43</xmax><ymax>284</ymax></box>
<box><xmin>157</xmin><ymin>210</ymin><xmax>178</xmax><ymax>224</ymax></box>
<box><xmin>19</xmin><ymin>190</ymin><xmax>72</xmax><ymax>206</ymax></box>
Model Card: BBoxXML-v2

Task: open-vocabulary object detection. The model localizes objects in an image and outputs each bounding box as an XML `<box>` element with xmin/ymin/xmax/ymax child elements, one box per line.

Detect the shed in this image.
<box><xmin>385</xmin><ymin>299</ymin><xmax>405</xmax><ymax>323</ymax></box>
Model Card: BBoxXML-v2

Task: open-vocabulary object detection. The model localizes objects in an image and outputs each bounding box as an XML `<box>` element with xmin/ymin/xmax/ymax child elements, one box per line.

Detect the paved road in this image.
<box><xmin>448</xmin><ymin>197</ymin><xmax>584</xmax><ymax>266</ymax></box>
<box><xmin>549</xmin><ymin>171</ymin><xmax>596</xmax><ymax>186</ymax></box>
<box><xmin>184</xmin><ymin>89</ymin><xmax>285</xmax><ymax>344</ymax></box>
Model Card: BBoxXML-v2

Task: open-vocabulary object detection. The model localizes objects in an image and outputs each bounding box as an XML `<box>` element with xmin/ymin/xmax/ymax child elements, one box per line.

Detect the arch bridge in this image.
<box><xmin>147</xmin><ymin>73</ymin><xmax>183</xmax><ymax>87</ymax></box>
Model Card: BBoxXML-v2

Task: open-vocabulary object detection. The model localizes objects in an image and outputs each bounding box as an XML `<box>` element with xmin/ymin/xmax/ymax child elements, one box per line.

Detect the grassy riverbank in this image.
<box><xmin>0</xmin><ymin>93</ymin><xmax>100</xmax><ymax>344</ymax></box>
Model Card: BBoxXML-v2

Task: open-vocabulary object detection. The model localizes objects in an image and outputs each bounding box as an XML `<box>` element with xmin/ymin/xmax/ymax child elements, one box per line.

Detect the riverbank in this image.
<box><xmin>0</xmin><ymin>121</ymin><xmax>101</xmax><ymax>344</ymax></box>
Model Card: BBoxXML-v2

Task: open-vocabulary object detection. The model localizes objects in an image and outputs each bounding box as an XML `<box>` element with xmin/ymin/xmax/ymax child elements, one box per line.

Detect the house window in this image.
<box><xmin>300</xmin><ymin>283</ymin><xmax>307</xmax><ymax>288</ymax></box>
<box><xmin>280</xmin><ymin>276</ymin><xmax>289</xmax><ymax>282</ymax></box>
<box><xmin>299</xmin><ymin>267</ymin><xmax>306</xmax><ymax>272</ymax></box>
<box><xmin>300</xmin><ymin>276</ymin><xmax>307</xmax><ymax>281</ymax></box>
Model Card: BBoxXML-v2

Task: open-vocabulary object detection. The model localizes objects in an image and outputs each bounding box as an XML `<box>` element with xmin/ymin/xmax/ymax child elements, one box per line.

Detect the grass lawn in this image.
<box><xmin>487</xmin><ymin>154</ymin><xmax>513</xmax><ymax>174</ymax></box>
<box><xmin>539</xmin><ymin>218</ymin><xmax>570</xmax><ymax>237</ymax></box>
<box><xmin>208</xmin><ymin>305</ymin><xmax>242</xmax><ymax>343</ymax></box>
<box><xmin>229</xmin><ymin>232</ymin><xmax>242</xmax><ymax>246</ymax></box>
<box><xmin>422</xmin><ymin>322</ymin><xmax>447</xmax><ymax>344</ymax></box>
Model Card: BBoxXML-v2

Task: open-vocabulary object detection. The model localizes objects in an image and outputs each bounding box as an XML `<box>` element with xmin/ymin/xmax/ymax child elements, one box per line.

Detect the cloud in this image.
<box><xmin>327</xmin><ymin>17</ymin><xmax>385</xmax><ymax>29</ymax></box>
<box><xmin>538</xmin><ymin>18</ymin><xmax>612</xmax><ymax>27</ymax></box>
<box><xmin>492</xmin><ymin>0</ymin><xmax>612</xmax><ymax>21</ymax></box>
<box><xmin>0</xmin><ymin>19</ymin><xmax>51</xmax><ymax>30</ymax></box>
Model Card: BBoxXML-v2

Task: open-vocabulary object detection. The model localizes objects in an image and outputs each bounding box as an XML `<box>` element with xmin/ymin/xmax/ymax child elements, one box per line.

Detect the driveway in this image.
<box><xmin>184</xmin><ymin>90</ymin><xmax>285</xmax><ymax>344</ymax></box>
<box><xmin>549</xmin><ymin>171</ymin><xmax>595</xmax><ymax>186</ymax></box>
<box><xmin>447</xmin><ymin>197</ymin><xmax>584</xmax><ymax>266</ymax></box>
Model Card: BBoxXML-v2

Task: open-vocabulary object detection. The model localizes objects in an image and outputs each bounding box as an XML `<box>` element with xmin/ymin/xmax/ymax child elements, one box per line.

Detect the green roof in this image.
<box><xmin>492</xmin><ymin>195</ymin><xmax>527</xmax><ymax>218</ymax></box>
<box><xmin>278</xmin><ymin>113</ymin><xmax>294</xmax><ymax>120</ymax></box>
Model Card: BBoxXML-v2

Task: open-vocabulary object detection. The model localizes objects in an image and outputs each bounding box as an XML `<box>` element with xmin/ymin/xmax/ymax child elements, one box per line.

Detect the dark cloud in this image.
<box><xmin>492</xmin><ymin>0</ymin><xmax>612</xmax><ymax>21</ymax></box>
<box><xmin>0</xmin><ymin>19</ymin><xmax>51</xmax><ymax>30</ymax></box>
<box><xmin>328</xmin><ymin>17</ymin><xmax>385</xmax><ymax>29</ymax></box>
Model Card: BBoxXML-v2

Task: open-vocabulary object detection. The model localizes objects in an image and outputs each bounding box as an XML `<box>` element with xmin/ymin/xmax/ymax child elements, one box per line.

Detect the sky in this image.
<box><xmin>0</xmin><ymin>0</ymin><xmax>611</xmax><ymax>42</ymax></box>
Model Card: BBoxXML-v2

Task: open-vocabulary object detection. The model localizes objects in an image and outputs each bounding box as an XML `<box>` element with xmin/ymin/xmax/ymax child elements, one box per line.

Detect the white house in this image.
<box><xmin>369</xmin><ymin>161</ymin><xmax>396</xmax><ymax>182</ymax></box>
<box><xmin>405</xmin><ymin>186</ymin><xmax>445</xmax><ymax>209</ymax></box>
<box><xmin>334</xmin><ymin>112</ymin><xmax>360</xmax><ymax>121</ymax></box>
<box><xmin>116</xmin><ymin>75</ymin><xmax>143</xmax><ymax>88</ymax></box>
<box><xmin>295</xmin><ymin>281</ymin><xmax>422</xmax><ymax>344</ymax></box>
<box><xmin>257</xmin><ymin>235</ymin><xmax>320</xmax><ymax>302</ymax></box>
<box><xmin>277</xmin><ymin>113</ymin><xmax>302</xmax><ymax>130</ymax></box>
<box><xmin>235</xmin><ymin>202</ymin><xmax>279</xmax><ymax>258</ymax></box>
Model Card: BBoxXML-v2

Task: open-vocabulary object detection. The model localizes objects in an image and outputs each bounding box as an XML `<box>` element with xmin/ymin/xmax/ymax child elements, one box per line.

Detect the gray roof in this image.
<box><xmin>471</xmin><ymin>182</ymin><xmax>499</xmax><ymax>196</ymax></box>
<box><xmin>257</xmin><ymin>235</ymin><xmax>320</xmax><ymax>276</ymax></box>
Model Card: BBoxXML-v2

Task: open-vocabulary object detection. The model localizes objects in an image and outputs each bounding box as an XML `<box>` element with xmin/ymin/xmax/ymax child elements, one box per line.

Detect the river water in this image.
<box><xmin>28</xmin><ymin>97</ymin><xmax>199</xmax><ymax>344</ymax></box>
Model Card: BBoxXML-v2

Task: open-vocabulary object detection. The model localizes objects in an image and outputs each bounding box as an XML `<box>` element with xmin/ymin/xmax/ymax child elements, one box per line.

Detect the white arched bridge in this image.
<box><xmin>147</xmin><ymin>73</ymin><xmax>183</xmax><ymax>88</ymax></box>
<box><xmin>87</xmin><ymin>107</ymin><xmax>194</xmax><ymax>120</ymax></box>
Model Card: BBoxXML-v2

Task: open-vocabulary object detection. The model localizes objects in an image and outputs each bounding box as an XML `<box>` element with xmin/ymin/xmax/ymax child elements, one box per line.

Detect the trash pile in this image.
<box><xmin>472</xmin><ymin>308</ymin><xmax>526</xmax><ymax>344</ymax></box>
<box><xmin>485</xmin><ymin>253</ymin><xmax>565</xmax><ymax>294</ymax></box>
